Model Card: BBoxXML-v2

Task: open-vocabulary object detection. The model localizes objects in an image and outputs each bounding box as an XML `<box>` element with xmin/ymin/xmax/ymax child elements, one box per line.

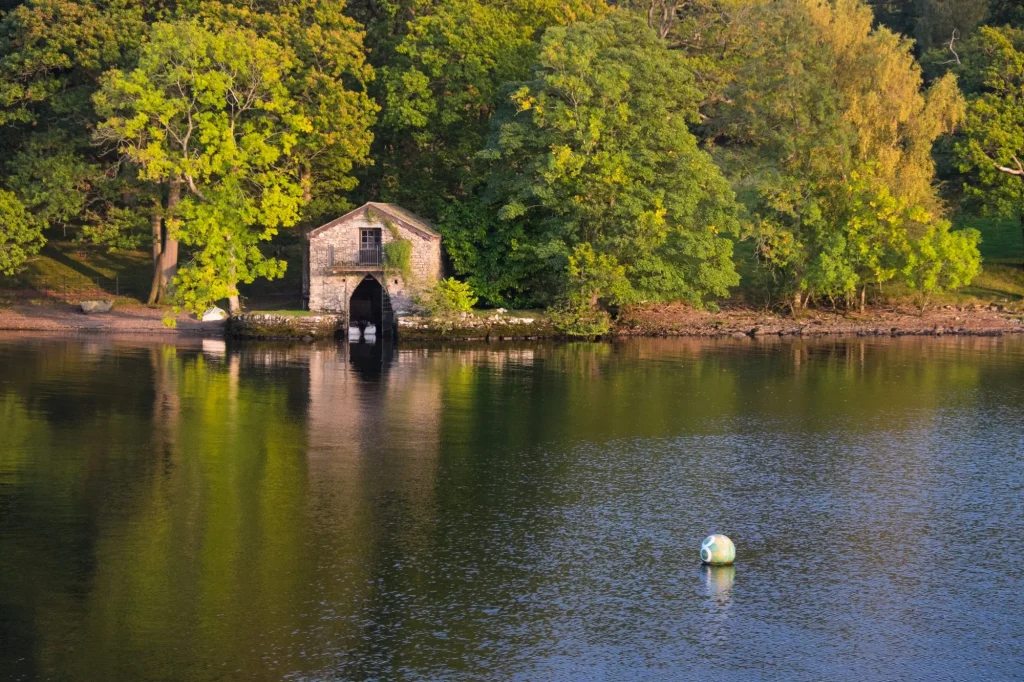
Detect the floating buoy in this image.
<box><xmin>700</xmin><ymin>534</ymin><xmax>735</xmax><ymax>565</ymax></box>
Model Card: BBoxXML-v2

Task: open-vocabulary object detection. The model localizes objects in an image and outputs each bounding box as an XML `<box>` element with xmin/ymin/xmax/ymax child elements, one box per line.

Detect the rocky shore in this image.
<box><xmin>615</xmin><ymin>302</ymin><xmax>1024</xmax><ymax>338</ymax></box>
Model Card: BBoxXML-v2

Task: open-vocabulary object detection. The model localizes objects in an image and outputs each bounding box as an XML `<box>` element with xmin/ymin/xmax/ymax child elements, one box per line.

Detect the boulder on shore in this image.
<box><xmin>80</xmin><ymin>300</ymin><xmax>113</xmax><ymax>314</ymax></box>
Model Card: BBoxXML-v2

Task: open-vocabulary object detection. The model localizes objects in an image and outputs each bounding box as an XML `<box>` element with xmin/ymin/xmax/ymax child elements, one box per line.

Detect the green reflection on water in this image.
<box><xmin>0</xmin><ymin>335</ymin><xmax>1019</xmax><ymax>681</ymax></box>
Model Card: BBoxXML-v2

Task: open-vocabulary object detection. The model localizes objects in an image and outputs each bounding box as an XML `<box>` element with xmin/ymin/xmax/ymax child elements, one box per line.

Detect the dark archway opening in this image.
<box><xmin>350</xmin><ymin>275</ymin><xmax>383</xmax><ymax>330</ymax></box>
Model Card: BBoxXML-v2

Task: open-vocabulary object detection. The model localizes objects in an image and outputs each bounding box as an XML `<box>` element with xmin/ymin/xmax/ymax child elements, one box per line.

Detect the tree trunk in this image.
<box><xmin>300</xmin><ymin>168</ymin><xmax>312</xmax><ymax>309</ymax></box>
<box><xmin>860</xmin><ymin>285</ymin><xmax>866</xmax><ymax>313</ymax></box>
<box><xmin>157</xmin><ymin>179</ymin><xmax>182</xmax><ymax>304</ymax></box>
<box><xmin>1020</xmin><ymin>212</ymin><xmax>1024</xmax><ymax>268</ymax></box>
<box><xmin>147</xmin><ymin>206</ymin><xmax>164</xmax><ymax>305</ymax></box>
<box><xmin>227</xmin><ymin>253</ymin><xmax>241</xmax><ymax>315</ymax></box>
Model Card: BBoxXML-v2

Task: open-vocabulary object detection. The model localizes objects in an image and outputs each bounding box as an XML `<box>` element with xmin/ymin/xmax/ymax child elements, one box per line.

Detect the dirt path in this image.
<box><xmin>0</xmin><ymin>304</ymin><xmax>225</xmax><ymax>335</ymax></box>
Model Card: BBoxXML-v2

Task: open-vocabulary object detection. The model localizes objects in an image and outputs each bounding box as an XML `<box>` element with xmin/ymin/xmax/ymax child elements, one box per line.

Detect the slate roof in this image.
<box><xmin>307</xmin><ymin>202</ymin><xmax>441</xmax><ymax>240</ymax></box>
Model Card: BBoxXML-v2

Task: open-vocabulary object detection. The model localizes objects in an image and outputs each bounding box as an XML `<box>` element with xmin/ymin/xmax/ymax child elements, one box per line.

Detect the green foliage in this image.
<box><xmin>196</xmin><ymin>0</ymin><xmax>378</xmax><ymax>226</ymax></box>
<box><xmin>421</xmin><ymin>277</ymin><xmax>479</xmax><ymax>317</ymax></box>
<box><xmin>548</xmin><ymin>243</ymin><xmax>627</xmax><ymax>337</ymax></box>
<box><xmin>945</xmin><ymin>26</ymin><xmax>1024</xmax><ymax>231</ymax></box>
<box><xmin>383</xmin><ymin>238</ymin><xmax>412</xmax><ymax>279</ymax></box>
<box><xmin>904</xmin><ymin>222</ymin><xmax>982</xmax><ymax>304</ymax></box>
<box><xmin>988</xmin><ymin>0</ymin><xmax>1024</xmax><ymax>26</ymax></box>
<box><xmin>94</xmin><ymin>18</ymin><xmax>307</xmax><ymax>314</ymax></box>
<box><xmin>0</xmin><ymin>0</ymin><xmax>153</xmax><ymax>251</ymax></box>
<box><xmin>0</xmin><ymin>0</ymin><xmax>1001</xmax><ymax>315</ymax></box>
<box><xmin>0</xmin><ymin>188</ymin><xmax>44</xmax><ymax>274</ymax></box>
<box><xmin>704</xmin><ymin>0</ymin><xmax>965</xmax><ymax>304</ymax></box>
<box><xmin>456</xmin><ymin>12</ymin><xmax>740</xmax><ymax>307</ymax></box>
<box><xmin>77</xmin><ymin>205</ymin><xmax>150</xmax><ymax>251</ymax></box>
<box><xmin>914</xmin><ymin>0</ymin><xmax>989</xmax><ymax>53</ymax></box>
<box><xmin>549</xmin><ymin>306</ymin><xmax>612</xmax><ymax>337</ymax></box>
<box><xmin>369</xmin><ymin>0</ymin><xmax>606</xmax><ymax>218</ymax></box>
<box><xmin>0</xmin><ymin>0</ymin><xmax>376</xmax><ymax>294</ymax></box>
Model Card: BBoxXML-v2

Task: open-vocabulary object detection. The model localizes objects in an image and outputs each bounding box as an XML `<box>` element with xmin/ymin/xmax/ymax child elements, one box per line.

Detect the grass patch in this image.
<box><xmin>959</xmin><ymin>264</ymin><xmax>1024</xmax><ymax>303</ymax></box>
<box><xmin>0</xmin><ymin>239</ymin><xmax>306</xmax><ymax>312</ymax></box>
<box><xmin>959</xmin><ymin>216</ymin><xmax>1023</xmax><ymax>265</ymax></box>
<box><xmin>0</xmin><ymin>241</ymin><xmax>152</xmax><ymax>305</ymax></box>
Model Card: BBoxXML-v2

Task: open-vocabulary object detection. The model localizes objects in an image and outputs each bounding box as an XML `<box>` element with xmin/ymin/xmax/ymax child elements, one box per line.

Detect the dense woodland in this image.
<box><xmin>0</xmin><ymin>0</ymin><xmax>1022</xmax><ymax>329</ymax></box>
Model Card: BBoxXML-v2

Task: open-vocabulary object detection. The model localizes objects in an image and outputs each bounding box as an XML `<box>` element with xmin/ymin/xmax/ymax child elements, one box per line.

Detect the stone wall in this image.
<box><xmin>228</xmin><ymin>313</ymin><xmax>345</xmax><ymax>339</ymax></box>
<box><xmin>397</xmin><ymin>312</ymin><xmax>556</xmax><ymax>341</ymax></box>
<box><xmin>308</xmin><ymin>209</ymin><xmax>441</xmax><ymax>316</ymax></box>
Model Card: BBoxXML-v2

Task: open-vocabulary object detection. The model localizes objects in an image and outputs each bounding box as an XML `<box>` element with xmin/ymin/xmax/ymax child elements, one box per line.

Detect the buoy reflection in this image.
<box><xmin>701</xmin><ymin>564</ymin><xmax>735</xmax><ymax>598</ymax></box>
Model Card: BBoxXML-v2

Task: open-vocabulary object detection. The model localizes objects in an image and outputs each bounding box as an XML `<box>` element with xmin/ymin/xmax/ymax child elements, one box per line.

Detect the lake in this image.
<box><xmin>0</xmin><ymin>334</ymin><xmax>1022</xmax><ymax>681</ymax></box>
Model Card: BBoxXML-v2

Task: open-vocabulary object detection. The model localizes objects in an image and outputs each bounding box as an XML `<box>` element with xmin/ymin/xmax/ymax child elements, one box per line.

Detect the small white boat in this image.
<box><xmin>348</xmin><ymin>325</ymin><xmax>362</xmax><ymax>342</ymax></box>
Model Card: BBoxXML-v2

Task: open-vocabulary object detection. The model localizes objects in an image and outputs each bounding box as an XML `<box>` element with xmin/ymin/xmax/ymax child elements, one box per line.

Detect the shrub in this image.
<box><xmin>903</xmin><ymin>222</ymin><xmax>982</xmax><ymax>309</ymax></box>
<box><xmin>549</xmin><ymin>306</ymin><xmax>612</xmax><ymax>337</ymax></box>
<box><xmin>547</xmin><ymin>243</ymin><xmax>626</xmax><ymax>338</ymax></box>
<box><xmin>421</xmin><ymin>277</ymin><xmax>478</xmax><ymax>317</ymax></box>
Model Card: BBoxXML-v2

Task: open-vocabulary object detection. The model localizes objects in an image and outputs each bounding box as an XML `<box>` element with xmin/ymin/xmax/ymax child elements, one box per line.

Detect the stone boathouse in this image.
<box><xmin>305</xmin><ymin>202</ymin><xmax>442</xmax><ymax>331</ymax></box>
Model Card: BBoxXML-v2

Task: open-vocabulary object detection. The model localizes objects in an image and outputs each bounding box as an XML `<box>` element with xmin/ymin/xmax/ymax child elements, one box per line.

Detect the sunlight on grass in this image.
<box><xmin>0</xmin><ymin>242</ymin><xmax>152</xmax><ymax>303</ymax></box>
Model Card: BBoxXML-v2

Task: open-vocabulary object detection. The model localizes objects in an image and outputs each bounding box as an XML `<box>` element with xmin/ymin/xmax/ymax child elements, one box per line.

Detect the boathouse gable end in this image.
<box><xmin>305</xmin><ymin>202</ymin><xmax>442</xmax><ymax>315</ymax></box>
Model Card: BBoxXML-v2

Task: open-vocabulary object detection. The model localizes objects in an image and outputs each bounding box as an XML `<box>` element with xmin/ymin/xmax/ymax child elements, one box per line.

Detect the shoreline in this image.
<box><xmin>1</xmin><ymin>301</ymin><xmax>1022</xmax><ymax>341</ymax></box>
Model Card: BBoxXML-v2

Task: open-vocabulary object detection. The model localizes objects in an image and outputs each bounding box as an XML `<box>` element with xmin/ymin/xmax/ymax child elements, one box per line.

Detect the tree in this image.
<box><xmin>0</xmin><ymin>0</ymin><xmax>154</xmax><ymax>253</ymax></box>
<box><xmin>450</xmin><ymin>12</ymin><xmax>740</xmax><ymax>307</ymax></box>
<box><xmin>94</xmin><ymin>19</ymin><xmax>312</xmax><ymax>315</ymax></box>
<box><xmin>195</xmin><ymin>0</ymin><xmax>378</xmax><ymax>224</ymax></box>
<box><xmin>2</xmin><ymin>0</ymin><xmax>377</xmax><ymax>306</ymax></box>
<box><xmin>705</xmin><ymin>0</ymin><xmax>967</xmax><ymax>307</ymax></box>
<box><xmin>988</xmin><ymin>0</ymin><xmax>1024</xmax><ymax>26</ymax></box>
<box><xmin>949</xmin><ymin>26</ymin><xmax>1024</xmax><ymax>253</ymax></box>
<box><xmin>0</xmin><ymin>189</ymin><xmax>43</xmax><ymax>274</ymax></box>
<box><xmin>366</xmin><ymin>0</ymin><xmax>606</xmax><ymax>219</ymax></box>
<box><xmin>191</xmin><ymin>0</ymin><xmax>378</xmax><ymax>307</ymax></box>
<box><xmin>903</xmin><ymin>219</ymin><xmax>981</xmax><ymax>309</ymax></box>
<box><xmin>914</xmin><ymin>0</ymin><xmax>989</xmax><ymax>53</ymax></box>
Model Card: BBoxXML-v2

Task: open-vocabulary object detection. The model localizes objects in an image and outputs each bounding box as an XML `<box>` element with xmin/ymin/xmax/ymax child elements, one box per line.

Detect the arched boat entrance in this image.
<box><xmin>349</xmin><ymin>275</ymin><xmax>394</xmax><ymax>337</ymax></box>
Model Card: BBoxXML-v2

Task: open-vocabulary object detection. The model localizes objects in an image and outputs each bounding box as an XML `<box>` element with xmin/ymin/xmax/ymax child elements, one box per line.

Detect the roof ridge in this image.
<box><xmin>307</xmin><ymin>202</ymin><xmax>441</xmax><ymax>240</ymax></box>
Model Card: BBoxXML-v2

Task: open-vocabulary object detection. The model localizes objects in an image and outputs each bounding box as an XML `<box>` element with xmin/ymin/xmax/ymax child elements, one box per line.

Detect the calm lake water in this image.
<box><xmin>0</xmin><ymin>334</ymin><xmax>1022</xmax><ymax>681</ymax></box>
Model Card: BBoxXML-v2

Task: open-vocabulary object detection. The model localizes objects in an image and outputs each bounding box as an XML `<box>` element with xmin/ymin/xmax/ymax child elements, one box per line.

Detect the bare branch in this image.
<box><xmin>184</xmin><ymin>174</ymin><xmax>207</xmax><ymax>200</ymax></box>
<box><xmin>996</xmin><ymin>154</ymin><xmax>1024</xmax><ymax>177</ymax></box>
<box><xmin>938</xmin><ymin>29</ymin><xmax>961</xmax><ymax>65</ymax></box>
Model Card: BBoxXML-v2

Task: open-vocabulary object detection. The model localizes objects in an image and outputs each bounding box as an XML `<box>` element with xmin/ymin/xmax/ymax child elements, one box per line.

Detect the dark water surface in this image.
<box><xmin>1</xmin><ymin>334</ymin><xmax>1022</xmax><ymax>681</ymax></box>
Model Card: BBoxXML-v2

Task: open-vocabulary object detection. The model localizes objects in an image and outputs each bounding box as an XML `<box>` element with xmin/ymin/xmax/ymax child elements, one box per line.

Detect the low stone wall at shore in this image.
<box><xmin>397</xmin><ymin>312</ymin><xmax>556</xmax><ymax>341</ymax></box>
<box><xmin>228</xmin><ymin>311</ymin><xmax>555</xmax><ymax>341</ymax></box>
<box><xmin>225</xmin><ymin>304</ymin><xmax>1024</xmax><ymax>341</ymax></box>
<box><xmin>227</xmin><ymin>313</ymin><xmax>345</xmax><ymax>340</ymax></box>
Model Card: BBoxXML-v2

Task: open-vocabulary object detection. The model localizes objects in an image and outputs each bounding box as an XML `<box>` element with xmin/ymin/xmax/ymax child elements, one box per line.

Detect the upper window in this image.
<box><xmin>360</xmin><ymin>229</ymin><xmax>381</xmax><ymax>248</ymax></box>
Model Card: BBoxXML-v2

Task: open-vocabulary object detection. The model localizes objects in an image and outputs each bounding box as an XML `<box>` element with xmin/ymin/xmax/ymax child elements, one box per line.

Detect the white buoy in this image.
<box><xmin>700</xmin><ymin>534</ymin><xmax>735</xmax><ymax>565</ymax></box>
